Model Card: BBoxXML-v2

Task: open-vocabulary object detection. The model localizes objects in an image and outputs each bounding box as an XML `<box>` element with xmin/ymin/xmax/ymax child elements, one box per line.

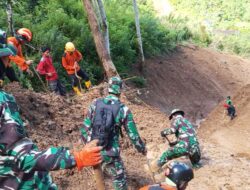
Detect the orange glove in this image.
<box><xmin>73</xmin><ymin>140</ymin><xmax>102</xmax><ymax>170</ymax></box>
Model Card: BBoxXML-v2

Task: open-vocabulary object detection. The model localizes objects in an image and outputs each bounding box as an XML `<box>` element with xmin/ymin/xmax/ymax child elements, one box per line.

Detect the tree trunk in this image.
<box><xmin>6</xmin><ymin>0</ymin><xmax>14</xmax><ymax>36</ymax></box>
<box><xmin>96</xmin><ymin>0</ymin><xmax>110</xmax><ymax>55</ymax></box>
<box><xmin>82</xmin><ymin>0</ymin><xmax>118</xmax><ymax>79</ymax></box>
<box><xmin>132</xmin><ymin>0</ymin><xmax>145</xmax><ymax>72</ymax></box>
<box><xmin>92</xmin><ymin>0</ymin><xmax>101</xmax><ymax>26</ymax></box>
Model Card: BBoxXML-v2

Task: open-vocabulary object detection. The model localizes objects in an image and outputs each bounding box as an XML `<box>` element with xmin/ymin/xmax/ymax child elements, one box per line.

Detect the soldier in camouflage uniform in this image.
<box><xmin>0</xmin><ymin>31</ymin><xmax>102</xmax><ymax>189</ymax></box>
<box><xmin>152</xmin><ymin>109</ymin><xmax>200</xmax><ymax>171</ymax></box>
<box><xmin>0</xmin><ymin>29</ymin><xmax>19</xmax><ymax>85</ymax></box>
<box><xmin>224</xmin><ymin>96</ymin><xmax>236</xmax><ymax>120</ymax></box>
<box><xmin>80</xmin><ymin>76</ymin><xmax>146</xmax><ymax>190</ymax></box>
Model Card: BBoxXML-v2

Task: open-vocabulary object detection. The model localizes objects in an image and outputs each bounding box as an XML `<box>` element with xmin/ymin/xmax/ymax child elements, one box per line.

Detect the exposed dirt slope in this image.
<box><xmin>7</xmin><ymin>82</ymin><xmax>250</xmax><ymax>190</ymax></box>
<box><xmin>3</xmin><ymin>45</ymin><xmax>250</xmax><ymax>190</ymax></box>
<box><xmin>187</xmin><ymin>84</ymin><xmax>250</xmax><ymax>190</ymax></box>
<box><xmin>4</xmin><ymin>83</ymin><xmax>169</xmax><ymax>190</ymax></box>
<box><xmin>140</xmin><ymin>45</ymin><xmax>250</xmax><ymax>122</ymax></box>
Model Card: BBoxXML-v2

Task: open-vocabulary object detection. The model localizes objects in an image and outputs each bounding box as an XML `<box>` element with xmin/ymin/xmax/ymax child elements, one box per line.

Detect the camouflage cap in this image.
<box><xmin>108</xmin><ymin>76</ymin><xmax>122</xmax><ymax>95</ymax></box>
<box><xmin>0</xmin><ymin>29</ymin><xmax>7</xmax><ymax>45</ymax></box>
<box><xmin>0</xmin><ymin>43</ymin><xmax>17</xmax><ymax>57</ymax></box>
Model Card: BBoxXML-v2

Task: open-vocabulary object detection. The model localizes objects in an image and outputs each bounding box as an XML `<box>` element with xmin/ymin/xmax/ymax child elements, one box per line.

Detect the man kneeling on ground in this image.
<box><xmin>151</xmin><ymin>109</ymin><xmax>201</xmax><ymax>173</ymax></box>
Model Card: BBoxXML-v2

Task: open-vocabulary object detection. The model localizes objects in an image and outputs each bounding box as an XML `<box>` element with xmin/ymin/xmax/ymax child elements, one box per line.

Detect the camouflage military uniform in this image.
<box><xmin>225</xmin><ymin>98</ymin><xmax>236</xmax><ymax>119</ymax></box>
<box><xmin>159</xmin><ymin>115</ymin><xmax>200</xmax><ymax>166</ymax></box>
<box><xmin>80</xmin><ymin>95</ymin><xmax>145</xmax><ymax>190</ymax></box>
<box><xmin>0</xmin><ymin>90</ymin><xmax>76</xmax><ymax>189</ymax></box>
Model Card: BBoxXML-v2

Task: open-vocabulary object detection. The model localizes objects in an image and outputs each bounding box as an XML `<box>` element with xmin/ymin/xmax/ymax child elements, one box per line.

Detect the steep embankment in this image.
<box><xmin>140</xmin><ymin>45</ymin><xmax>250</xmax><ymax>122</ymax></box>
<box><xmin>188</xmin><ymin>84</ymin><xmax>250</xmax><ymax>190</ymax></box>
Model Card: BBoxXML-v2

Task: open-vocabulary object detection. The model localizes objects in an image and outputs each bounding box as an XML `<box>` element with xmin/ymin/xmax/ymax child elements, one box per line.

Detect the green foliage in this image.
<box><xmin>130</xmin><ymin>76</ymin><xmax>146</xmax><ymax>88</ymax></box>
<box><xmin>170</xmin><ymin>0</ymin><xmax>250</xmax><ymax>56</ymax></box>
<box><xmin>1</xmin><ymin>0</ymin><xmax>191</xmax><ymax>91</ymax></box>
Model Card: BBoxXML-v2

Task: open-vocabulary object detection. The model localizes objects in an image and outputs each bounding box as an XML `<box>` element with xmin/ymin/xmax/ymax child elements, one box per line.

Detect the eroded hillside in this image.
<box><xmin>140</xmin><ymin>45</ymin><xmax>250</xmax><ymax>123</ymax></box>
<box><xmin>3</xmin><ymin>45</ymin><xmax>250</xmax><ymax>190</ymax></box>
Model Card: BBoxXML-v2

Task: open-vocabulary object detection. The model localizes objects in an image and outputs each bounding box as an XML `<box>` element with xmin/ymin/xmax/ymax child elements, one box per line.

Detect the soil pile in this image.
<box><xmin>187</xmin><ymin>84</ymin><xmax>250</xmax><ymax>190</ymax></box>
<box><xmin>8</xmin><ymin>81</ymin><xmax>250</xmax><ymax>190</ymax></box>
<box><xmin>140</xmin><ymin>45</ymin><xmax>250</xmax><ymax>122</ymax></box>
<box><xmin>3</xmin><ymin>45</ymin><xmax>250</xmax><ymax>190</ymax></box>
<box><xmin>4</xmin><ymin>83</ymin><xmax>169</xmax><ymax>190</ymax></box>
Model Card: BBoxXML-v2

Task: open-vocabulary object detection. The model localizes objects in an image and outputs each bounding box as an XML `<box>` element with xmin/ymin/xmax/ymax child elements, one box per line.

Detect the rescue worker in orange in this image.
<box><xmin>7</xmin><ymin>28</ymin><xmax>33</xmax><ymax>75</ymax></box>
<box><xmin>62</xmin><ymin>42</ymin><xmax>91</xmax><ymax>95</ymax></box>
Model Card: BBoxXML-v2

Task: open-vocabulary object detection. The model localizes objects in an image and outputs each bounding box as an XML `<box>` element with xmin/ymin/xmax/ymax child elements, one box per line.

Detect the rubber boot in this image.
<box><xmin>85</xmin><ymin>80</ymin><xmax>91</xmax><ymax>89</ymax></box>
<box><xmin>73</xmin><ymin>86</ymin><xmax>82</xmax><ymax>96</ymax></box>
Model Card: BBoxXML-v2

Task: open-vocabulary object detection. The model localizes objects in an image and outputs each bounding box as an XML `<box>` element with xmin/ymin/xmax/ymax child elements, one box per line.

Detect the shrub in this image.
<box><xmin>130</xmin><ymin>76</ymin><xmax>147</xmax><ymax>88</ymax></box>
<box><xmin>1</xmin><ymin>0</ymin><xmax>192</xmax><ymax>90</ymax></box>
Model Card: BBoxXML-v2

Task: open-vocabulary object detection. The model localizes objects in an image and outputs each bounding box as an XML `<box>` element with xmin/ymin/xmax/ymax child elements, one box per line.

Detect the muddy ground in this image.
<box><xmin>4</xmin><ymin>45</ymin><xmax>250</xmax><ymax>190</ymax></box>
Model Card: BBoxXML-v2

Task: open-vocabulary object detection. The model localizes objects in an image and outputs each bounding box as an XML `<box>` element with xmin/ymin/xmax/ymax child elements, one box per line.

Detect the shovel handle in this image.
<box><xmin>146</xmin><ymin>158</ymin><xmax>156</xmax><ymax>183</ymax></box>
<box><xmin>93</xmin><ymin>165</ymin><xmax>105</xmax><ymax>190</ymax></box>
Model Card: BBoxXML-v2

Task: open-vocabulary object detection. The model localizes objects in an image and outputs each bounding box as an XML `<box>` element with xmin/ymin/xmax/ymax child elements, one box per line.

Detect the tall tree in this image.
<box><xmin>82</xmin><ymin>0</ymin><xmax>118</xmax><ymax>79</ymax></box>
<box><xmin>96</xmin><ymin>0</ymin><xmax>110</xmax><ymax>55</ymax></box>
<box><xmin>6</xmin><ymin>0</ymin><xmax>15</xmax><ymax>36</ymax></box>
<box><xmin>132</xmin><ymin>0</ymin><xmax>145</xmax><ymax>72</ymax></box>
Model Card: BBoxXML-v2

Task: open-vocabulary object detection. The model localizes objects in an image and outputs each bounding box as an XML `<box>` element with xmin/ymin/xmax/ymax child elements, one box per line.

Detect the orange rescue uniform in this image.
<box><xmin>7</xmin><ymin>37</ymin><xmax>29</xmax><ymax>71</ymax></box>
<box><xmin>62</xmin><ymin>50</ymin><xmax>82</xmax><ymax>75</ymax></box>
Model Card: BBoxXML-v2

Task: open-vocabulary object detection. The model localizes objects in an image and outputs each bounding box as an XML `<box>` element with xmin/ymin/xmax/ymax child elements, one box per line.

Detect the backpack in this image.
<box><xmin>91</xmin><ymin>98</ymin><xmax>121</xmax><ymax>148</ymax></box>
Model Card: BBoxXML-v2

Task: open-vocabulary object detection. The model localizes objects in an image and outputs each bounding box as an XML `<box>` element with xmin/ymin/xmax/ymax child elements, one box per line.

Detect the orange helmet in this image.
<box><xmin>16</xmin><ymin>28</ymin><xmax>32</xmax><ymax>42</ymax></box>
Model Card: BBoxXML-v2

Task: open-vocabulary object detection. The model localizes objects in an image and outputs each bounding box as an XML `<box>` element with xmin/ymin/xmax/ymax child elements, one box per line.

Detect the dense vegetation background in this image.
<box><xmin>0</xmin><ymin>0</ymin><xmax>191</xmax><ymax>90</ymax></box>
<box><xmin>170</xmin><ymin>0</ymin><xmax>250</xmax><ymax>55</ymax></box>
<box><xmin>2</xmin><ymin>0</ymin><xmax>249</xmax><ymax>91</ymax></box>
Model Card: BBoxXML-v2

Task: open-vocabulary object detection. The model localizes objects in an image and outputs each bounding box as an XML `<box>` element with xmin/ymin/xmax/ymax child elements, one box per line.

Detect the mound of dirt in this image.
<box><xmin>187</xmin><ymin>84</ymin><xmax>250</xmax><ymax>190</ymax></box>
<box><xmin>4</xmin><ymin>83</ymin><xmax>170</xmax><ymax>190</ymax></box>
<box><xmin>140</xmin><ymin>45</ymin><xmax>250</xmax><ymax>123</ymax></box>
<box><xmin>3</xmin><ymin>45</ymin><xmax>250</xmax><ymax>190</ymax></box>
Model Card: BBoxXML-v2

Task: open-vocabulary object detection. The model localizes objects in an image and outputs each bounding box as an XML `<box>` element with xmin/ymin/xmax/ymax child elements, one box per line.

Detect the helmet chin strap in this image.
<box><xmin>16</xmin><ymin>34</ymin><xmax>26</xmax><ymax>43</ymax></box>
<box><xmin>177</xmin><ymin>181</ymin><xmax>188</xmax><ymax>190</ymax></box>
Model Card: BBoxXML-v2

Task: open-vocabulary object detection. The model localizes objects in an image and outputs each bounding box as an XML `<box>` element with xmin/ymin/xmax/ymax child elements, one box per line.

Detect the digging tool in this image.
<box><xmin>78</xmin><ymin>138</ymin><xmax>105</xmax><ymax>190</ymax></box>
<box><xmin>25</xmin><ymin>43</ymin><xmax>40</xmax><ymax>52</ymax></box>
<box><xmin>31</xmin><ymin>64</ymin><xmax>49</xmax><ymax>92</ymax></box>
<box><xmin>85</xmin><ymin>139</ymin><xmax>105</xmax><ymax>190</ymax></box>
<box><xmin>146</xmin><ymin>157</ymin><xmax>156</xmax><ymax>183</ymax></box>
<box><xmin>164</xmin><ymin>136</ymin><xmax>176</xmax><ymax>147</ymax></box>
<box><xmin>26</xmin><ymin>54</ymin><xmax>48</xmax><ymax>92</ymax></box>
<box><xmin>74</xmin><ymin>62</ymin><xmax>83</xmax><ymax>92</ymax></box>
<box><xmin>93</xmin><ymin>165</ymin><xmax>105</xmax><ymax>190</ymax></box>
